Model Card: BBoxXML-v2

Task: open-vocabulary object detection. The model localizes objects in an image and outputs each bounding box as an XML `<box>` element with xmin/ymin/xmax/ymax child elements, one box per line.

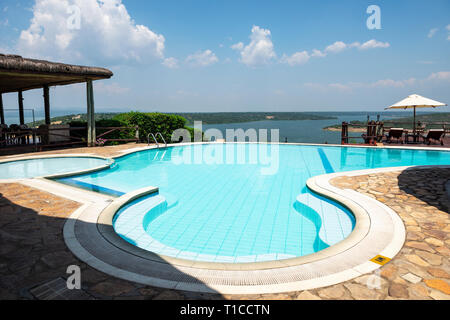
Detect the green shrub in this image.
<box><xmin>69</xmin><ymin>112</ymin><xmax>203</xmax><ymax>145</ymax></box>
<box><xmin>113</xmin><ymin>112</ymin><xmax>188</xmax><ymax>143</ymax></box>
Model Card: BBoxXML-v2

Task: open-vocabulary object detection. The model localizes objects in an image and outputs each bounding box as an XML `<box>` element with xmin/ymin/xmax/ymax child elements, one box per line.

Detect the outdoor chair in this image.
<box><xmin>8</xmin><ymin>124</ymin><xmax>20</xmax><ymax>145</ymax></box>
<box><xmin>422</xmin><ymin>129</ymin><xmax>445</xmax><ymax>146</ymax></box>
<box><xmin>361</xmin><ymin>121</ymin><xmax>377</xmax><ymax>145</ymax></box>
<box><xmin>0</xmin><ymin>124</ymin><xmax>7</xmax><ymax>146</ymax></box>
<box><xmin>386</xmin><ymin>128</ymin><xmax>404</xmax><ymax>144</ymax></box>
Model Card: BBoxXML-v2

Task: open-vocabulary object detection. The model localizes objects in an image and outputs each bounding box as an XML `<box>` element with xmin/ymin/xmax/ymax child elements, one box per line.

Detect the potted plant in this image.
<box><xmin>96</xmin><ymin>138</ymin><xmax>106</xmax><ymax>147</ymax></box>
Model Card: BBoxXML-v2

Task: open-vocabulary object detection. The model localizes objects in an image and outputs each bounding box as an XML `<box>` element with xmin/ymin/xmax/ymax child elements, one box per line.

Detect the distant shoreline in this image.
<box><xmin>323</xmin><ymin>126</ymin><xmax>365</xmax><ymax>133</ymax></box>
<box><xmin>27</xmin><ymin>112</ymin><xmax>338</xmax><ymax>127</ymax></box>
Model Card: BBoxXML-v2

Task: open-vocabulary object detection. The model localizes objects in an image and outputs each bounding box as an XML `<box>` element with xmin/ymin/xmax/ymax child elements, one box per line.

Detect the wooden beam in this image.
<box><xmin>0</xmin><ymin>93</ymin><xmax>4</xmax><ymax>125</ymax></box>
<box><xmin>18</xmin><ymin>90</ymin><xmax>24</xmax><ymax>125</ymax></box>
<box><xmin>86</xmin><ymin>80</ymin><xmax>96</xmax><ymax>147</ymax></box>
<box><xmin>43</xmin><ymin>85</ymin><xmax>50</xmax><ymax>125</ymax></box>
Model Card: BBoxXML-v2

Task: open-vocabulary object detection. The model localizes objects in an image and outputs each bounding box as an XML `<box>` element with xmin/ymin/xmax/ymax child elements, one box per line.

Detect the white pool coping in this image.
<box><xmin>58</xmin><ymin>165</ymin><xmax>413</xmax><ymax>294</ymax></box>
<box><xmin>1</xmin><ymin>143</ymin><xmax>449</xmax><ymax>294</ymax></box>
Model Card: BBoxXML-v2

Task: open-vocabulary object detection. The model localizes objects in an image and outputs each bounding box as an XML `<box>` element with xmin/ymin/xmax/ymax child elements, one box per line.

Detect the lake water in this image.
<box><xmin>3</xmin><ymin>110</ymin><xmax>419</xmax><ymax>145</ymax></box>
<box><xmin>203</xmin><ymin>112</ymin><xmax>411</xmax><ymax>144</ymax></box>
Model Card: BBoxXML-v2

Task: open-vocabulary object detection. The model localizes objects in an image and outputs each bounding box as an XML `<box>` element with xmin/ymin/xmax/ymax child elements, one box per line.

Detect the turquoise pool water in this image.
<box><xmin>0</xmin><ymin>157</ymin><xmax>110</xmax><ymax>179</ymax></box>
<box><xmin>58</xmin><ymin>144</ymin><xmax>449</xmax><ymax>263</ymax></box>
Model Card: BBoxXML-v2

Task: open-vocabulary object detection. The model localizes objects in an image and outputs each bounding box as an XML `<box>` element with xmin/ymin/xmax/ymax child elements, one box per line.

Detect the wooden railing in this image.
<box><xmin>341</xmin><ymin>121</ymin><xmax>384</xmax><ymax>145</ymax></box>
<box><xmin>0</xmin><ymin>125</ymin><xmax>139</xmax><ymax>153</ymax></box>
<box><xmin>95</xmin><ymin>126</ymin><xmax>139</xmax><ymax>144</ymax></box>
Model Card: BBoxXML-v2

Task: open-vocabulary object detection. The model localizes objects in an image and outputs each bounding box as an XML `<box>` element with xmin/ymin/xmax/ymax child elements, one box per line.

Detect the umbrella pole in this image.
<box><xmin>413</xmin><ymin>106</ymin><xmax>416</xmax><ymax>143</ymax></box>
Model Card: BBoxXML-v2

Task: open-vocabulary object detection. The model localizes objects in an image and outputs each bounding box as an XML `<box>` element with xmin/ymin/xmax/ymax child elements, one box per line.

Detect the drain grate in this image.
<box><xmin>29</xmin><ymin>277</ymin><xmax>93</xmax><ymax>300</ymax></box>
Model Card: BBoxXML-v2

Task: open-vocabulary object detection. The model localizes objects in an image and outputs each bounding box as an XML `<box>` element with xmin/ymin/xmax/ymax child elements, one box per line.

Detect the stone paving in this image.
<box><xmin>0</xmin><ymin>143</ymin><xmax>150</xmax><ymax>160</ymax></box>
<box><xmin>0</xmin><ymin>144</ymin><xmax>449</xmax><ymax>300</ymax></box>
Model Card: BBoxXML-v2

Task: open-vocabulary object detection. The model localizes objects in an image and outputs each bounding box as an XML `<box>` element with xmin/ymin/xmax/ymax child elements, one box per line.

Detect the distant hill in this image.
<box><xmin>171</xmin><ymin>112</ymin><xmax>336</xmax><ymax>125</ymax></box>
<box><xmin>28</xmin><ymin>112</ymin><xmax>121</xmax><ymax>127</ymax></box>
<box><xmin>29</xmin><ymin>112</ymin><xmax>337</xmax><ymax>127</ymax></box>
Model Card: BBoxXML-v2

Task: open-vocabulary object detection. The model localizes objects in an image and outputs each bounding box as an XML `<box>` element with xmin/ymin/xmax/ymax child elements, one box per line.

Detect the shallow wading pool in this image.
<box><xmin>0</xmin><ymin>156</ymin><xmax>111</xmax><ymax>179</ymax></box>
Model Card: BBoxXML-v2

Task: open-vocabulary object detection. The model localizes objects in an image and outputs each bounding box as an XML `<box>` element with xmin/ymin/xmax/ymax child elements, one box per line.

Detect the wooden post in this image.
<box><xmin>0</xmin><ymin>93</ymin><xmax>4</xmax><ymax>125</ymax></box>
<box><xmin>18</xmin><ymin>90</ymin><xmax>24</xmax><ymax>125</ymax></box>
<box><xmin>341</xmin><ymin>122</ymin><xmax>348</xmax><ymax>145</ymax></box>
<box><xmin>43</xmin><ymin>85</ymin><xmax>51</xmax><ymax>125</ymax></box>
<box><xmin>86</xmin><ymin>80</ymin><xmax>96</xmax><ymax>147</ymax></box>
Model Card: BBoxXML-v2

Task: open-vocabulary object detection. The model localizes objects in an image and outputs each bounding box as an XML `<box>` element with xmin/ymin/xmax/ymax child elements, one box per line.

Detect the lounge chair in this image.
<box><xmin>422</xmin><ymin>129</ymin><xmax>445</xmax><ymax>146</ymax></box>
<box><xmin>386</xmin><ymin>128</ymin><xmax>404</xmax><ymax>144</ymax></box>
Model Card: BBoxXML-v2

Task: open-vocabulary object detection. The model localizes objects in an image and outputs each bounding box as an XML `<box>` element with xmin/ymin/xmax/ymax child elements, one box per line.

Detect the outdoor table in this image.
<box><xmin>406</xmin><ymin>132</ymin><xmax>421</xmax><ymax>144</ymax></box>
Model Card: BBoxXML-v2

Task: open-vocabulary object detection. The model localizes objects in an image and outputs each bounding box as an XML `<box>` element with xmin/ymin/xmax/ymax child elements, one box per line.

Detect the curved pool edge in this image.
<box><xmin>98</xmin><ymin>183</ymin><xmax>368</xmax><ymax>270</ymax></box>
<box><xmin>59</xmin><ymin>165</ymin><xmax>429</xmax><ymax>294</ymax></box>
<box><xmin>0</xmin><ymin>153</ymin><xmax>115</xmax><ymax>182</ymax></box>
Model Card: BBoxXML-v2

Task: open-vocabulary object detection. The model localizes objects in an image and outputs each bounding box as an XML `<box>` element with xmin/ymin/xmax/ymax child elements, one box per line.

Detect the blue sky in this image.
<box><xmin>0</xmin><ymin>0</ymin><xmax>449</xmax><ymax>117</ymax></box>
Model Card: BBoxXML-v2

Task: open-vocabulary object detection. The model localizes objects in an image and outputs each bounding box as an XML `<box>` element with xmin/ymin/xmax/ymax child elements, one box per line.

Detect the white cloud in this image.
<box><xmin>305</xmin><ymin>72</ymin><xmax>448</xmax><ymax>92</ymax></box>
<box><xmin>322</xmin><ymin>39</ymin><xmax>390</xmax><ymax>53</ymax></box>
<box><xmin>185</xmin><ymin>49</ymin><xmax>218</xmax><ymax>67</ymax></box>
<box><xmin>162</xmin><ymin>57</ymin><xmax>178</xmax><ymax>69</ymax></box>
<box><xmin>280</xmin><ymin>51</ymin><xmax>310</xmax><ymax>66</ymax></box>
<box><xmin>234</xmin><ymin>26</ymin><xmax>276</xmax><ymax>66</ymax></box>
<box><xmin>17</xmin><ymin>0</ymin><xmax>165</xmax><ymax>65</ymax></box>
<box><xmin>428</xmin><ymin>28</ymin><xmax>439</xmax><ymax>38</ymax></box>
<box><xmin>95</xmin><ymin>82</ymin><xmax>130</xmax><ymax>94</ymax></box>
<box><xmin>311</xmin><ymin>49</ymin><xmax>326</xmax><ymax>57</ymax></box>
<box><xmin>447</xmin><ymin>24</ymin><xmax>450</xmax><ymax>40</ymax></box>
<box><xmin>329</xmin><ymin>83</ymin><xmax>352</xmax><ymax>92</ymax></box>
<box><xmin>370</xmin><ymin>78</ymin><xmax>416</xmax><ymax>88</ymax></box>
<box><xmin>325</xmin><ymin>41</ymin><xmax>347</xmax><ymax>53</ymax></box>
<box><xmin>356</xmin><ymin>39</ymin><xmax>390</xmax><ymax>50</ymax></box>
<box><xmin>231</xmin><ymin>42</ymin><xmax>244</xmax><ymax>51</ymax></box>
<box><xmin>428</xmin><ymin>71</ymin><xmax>450</xmax><ymax>81</ymax></box>
<box><xmin>280</xmin><ymin>39</ymin><xmax>389</xmax><ymax>67</ymax></box>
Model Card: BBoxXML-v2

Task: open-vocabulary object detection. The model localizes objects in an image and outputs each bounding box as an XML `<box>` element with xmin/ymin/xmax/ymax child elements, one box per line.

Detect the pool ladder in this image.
<box><xmin>147</xmin><ymin>132</ymin><xmax>167</xmax><ymax>148</ymax></box>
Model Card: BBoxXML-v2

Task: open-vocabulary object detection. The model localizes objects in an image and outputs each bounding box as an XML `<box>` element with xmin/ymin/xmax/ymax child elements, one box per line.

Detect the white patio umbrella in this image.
<box><xmin>385</xmin><ymin>94</ymin><xmax>447</xmax><ymax>141</ymax></box>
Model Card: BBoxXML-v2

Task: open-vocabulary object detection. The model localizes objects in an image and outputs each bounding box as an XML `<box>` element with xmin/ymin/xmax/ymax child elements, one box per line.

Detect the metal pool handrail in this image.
<box><xmin>147</xmin><ymin>132</ymin><xmax>167</xmax><ymax>148</ymax></box>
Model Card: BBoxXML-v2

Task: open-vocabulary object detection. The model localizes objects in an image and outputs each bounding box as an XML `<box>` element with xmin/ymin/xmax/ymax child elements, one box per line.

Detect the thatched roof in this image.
<box><xmin>0</xmin><ymin>54</ymin><xmax>113</xmax><ymax>93</ymax></box>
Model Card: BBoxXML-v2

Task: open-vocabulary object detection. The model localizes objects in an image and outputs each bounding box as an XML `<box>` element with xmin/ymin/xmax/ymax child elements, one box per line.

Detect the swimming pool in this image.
<box><xmin>0</xmin><ymin>156</ymin><xmax>111</xmax><ymax>179</ymax></box>
<box><xmin>56</xmin><ymin>144</ymin><xmax>449</xmax><ymax>263</ymax></box>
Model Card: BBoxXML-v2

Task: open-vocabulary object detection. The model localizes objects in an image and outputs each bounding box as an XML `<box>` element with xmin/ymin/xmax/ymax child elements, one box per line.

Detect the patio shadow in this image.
<box><xmin>0</xmin><ymin>187</ymin><xmax>224</xmax><ymax>300</ymax></box>
<box><xmin>397</xmin><ymin>167</ymin><xmax>450</xmax><ymax>213</ymax></box>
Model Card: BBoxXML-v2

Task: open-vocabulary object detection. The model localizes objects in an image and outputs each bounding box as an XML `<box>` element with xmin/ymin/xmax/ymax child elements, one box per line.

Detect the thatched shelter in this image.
<box><xmin>0</xmin><ymin>54</ymin><xmax>113</xmax><ymax>146</ymax></box>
